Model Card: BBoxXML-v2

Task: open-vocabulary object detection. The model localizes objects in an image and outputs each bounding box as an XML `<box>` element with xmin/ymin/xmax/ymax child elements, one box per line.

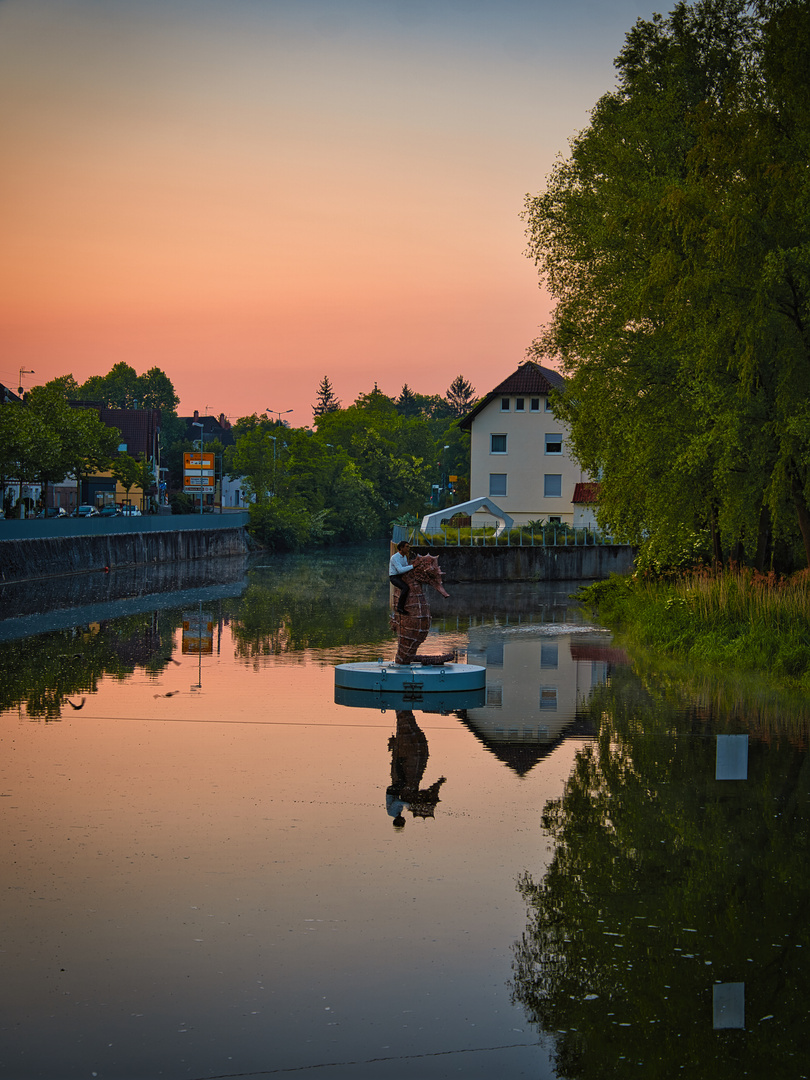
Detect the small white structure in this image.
<box><xmin>420</xmin><ymin>497</ymin><xmax>514</xmax><ymax>539</ymax></box>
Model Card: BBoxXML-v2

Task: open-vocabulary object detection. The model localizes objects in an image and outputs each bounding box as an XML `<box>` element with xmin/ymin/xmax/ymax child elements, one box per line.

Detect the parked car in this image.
<box><xmin>37</xmin><ymin>507</ymin><xmax>67</xmax><ymax>518</ymax></box>
<box><xmin>97</xmin><ymin>506</ymin><xmax>120</xmax><ymax>518</ymax></box>
<box><xmin>119</xmin><ymin>506</ymin><xmax>142</xmax><ymax>516</ymax></box>
<box><xmin>72</xmin><ymin>505</ymin><xmax>99</xmax><ymax>517</ymax></box>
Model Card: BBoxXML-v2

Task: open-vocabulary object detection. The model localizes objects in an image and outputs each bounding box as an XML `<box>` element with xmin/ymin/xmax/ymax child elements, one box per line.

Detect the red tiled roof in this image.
<box><xmin>489</xmin><ymin>362</ymin><xmax>564</xmax><ymax>396</ymax></box>
<box><xmin>458</xmin><ymin>360</ymin><xmax>564</xmax><ymax>428</ymax></box>
<box><xmin>573</xmin><ymin>482</ymin><xmax>600</xmax><ymax>504</ymax></box>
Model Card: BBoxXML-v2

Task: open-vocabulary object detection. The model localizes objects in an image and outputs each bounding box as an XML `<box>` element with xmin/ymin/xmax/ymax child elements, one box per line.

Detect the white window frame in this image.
<box><xmin>545</xmin><ymin>433</ymin><xmax>563</xmax><ymax>455</ymax></box>
<box><xmin>545</xmin><ymin>397</ymin><xmax>553</xmax><ymax>412</ymax></box>
<box><xmin>500</xmin><ymin>397</ymin><xmax>510</xmax><ymax>411</ymax></box>
<box><xmin>515</xmin><ymin>397</ymin><xmax>525</xmax><ymax>412</ymax></box>
<box><xmin>530</xmin><ymin>398</ymin><xmax>540</xmax><ymax>412</ymax></box>
<box><xmin>490</xmin><ymin>433</ymin><xmax>507</xmax><ymax>455</ymax></box>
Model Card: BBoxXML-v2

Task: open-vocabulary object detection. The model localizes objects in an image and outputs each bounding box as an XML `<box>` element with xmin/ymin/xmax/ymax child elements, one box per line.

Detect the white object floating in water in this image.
<box><xmin>334</xmin><ymin>661</ymin><xmax>486</xmax><ymax>694</ymax></box>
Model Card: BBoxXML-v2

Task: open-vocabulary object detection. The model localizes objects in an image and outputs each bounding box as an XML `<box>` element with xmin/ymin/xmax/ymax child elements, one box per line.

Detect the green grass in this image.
<box><xmin>579</xmin><ymin>567</ymin><xmax>810</xmax><ymax>687</ymax></box>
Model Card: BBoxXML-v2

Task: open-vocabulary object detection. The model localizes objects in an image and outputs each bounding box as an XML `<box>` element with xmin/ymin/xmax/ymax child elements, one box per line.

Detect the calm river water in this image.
<box><xmin>1</xmin><ymin>547</ymin><xmax>808</xmax><ymax>1080</ymax></box>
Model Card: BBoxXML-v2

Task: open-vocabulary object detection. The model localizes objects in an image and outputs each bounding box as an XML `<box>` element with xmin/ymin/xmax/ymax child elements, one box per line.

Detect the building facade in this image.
<box><xmin>459</xmin><ymin>360</ymin><xmax>590</xmax><ymax>527</ymax></box>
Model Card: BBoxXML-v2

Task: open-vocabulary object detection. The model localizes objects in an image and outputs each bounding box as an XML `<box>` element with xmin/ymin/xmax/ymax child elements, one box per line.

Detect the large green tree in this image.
<box><xmin>79</xmin><ymin>362</ymin><xmax>179</xmax><ymax>413</ymax></box>
<box><xmin>524</xmin><ymin>0</ymin><xmax>810</xmax><ymax>569</ymax></box>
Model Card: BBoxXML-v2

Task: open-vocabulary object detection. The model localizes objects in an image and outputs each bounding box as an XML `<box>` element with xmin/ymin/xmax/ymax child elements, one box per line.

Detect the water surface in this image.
<box><xmin>1</xmin><ymin>549</ymin><xmax>807</xmax><ymax>1079</ymax></box>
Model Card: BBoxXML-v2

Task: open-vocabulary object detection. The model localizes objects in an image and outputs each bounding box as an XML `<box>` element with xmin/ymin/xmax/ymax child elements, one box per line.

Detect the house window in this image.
<box><xmin>544</xmin><ymin>474</ymin><xmax>562</xmax><ymax>497</ymax></box>
<box><xmin>539</xmin><ymin>687</ymin><xmax>558</xmax><ymax>710</ymax></box>
<box><xmin>515</xmin><ymin>397</ymin><xmax>525</xmax><ymax>411</ymax></box>
<box><xmin>540</xmin><ymin>643</ymin><xmax>558</xmax><ymax>669</ymax></box>
<box><xmin>545</xmin><ymin>397</ymin><xmax>553</xmax><ymax>411</ymax></box>
<box><xmin>486</xmin><ymin>641</ymin><xmax>504</xmax><ymax>666</ymax></box>
<box><xmin>545</xmin><ymin>433</ymin><xmax>563</xmax><ymax>455</ymax></box>
<box><xmin>490</xmin><ymin>433</ymin><xmax>507</xmax><ymax>454</ymax></box>
<box><xmin>500</xmin><ymin>397</ymin><xmax>510</xmax><ymax>411</ymax></box>
<box><xmin>489</xmin><ymin>473</ymin><xmax>507</xmax><ymax>497</ymax></box>
<box><xmin>548</xmin><ymin>516</ymin><xmax>562</xmax><ymax>524</ymax></box>
<box><xmin>530</xmin><ymin>398</ymin><xmax>540</xmax><ymax>412</ymax></box>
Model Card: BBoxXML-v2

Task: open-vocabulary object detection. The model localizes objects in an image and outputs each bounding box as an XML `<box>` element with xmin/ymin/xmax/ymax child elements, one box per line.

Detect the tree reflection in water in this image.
<box><xmin>511</xmin><ymin>665</ymin><xmax>810</xmax><ymax>1078</ymax></box>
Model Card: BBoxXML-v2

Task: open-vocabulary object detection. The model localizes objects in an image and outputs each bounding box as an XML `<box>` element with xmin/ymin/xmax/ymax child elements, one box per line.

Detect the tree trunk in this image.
<box><xmin>755</xmin><ymin>503</ymin><xmax>771</xmax><ymax>573</ymax></box>
<box><xmin>710</xmin><ymin>504</ymin><xmax>723</xmax><ymax>568</ymax></box>
<box><xmin>791</xmin><ymin>475</ymin><xmax>810</xmax><ymax>568</ymax></box>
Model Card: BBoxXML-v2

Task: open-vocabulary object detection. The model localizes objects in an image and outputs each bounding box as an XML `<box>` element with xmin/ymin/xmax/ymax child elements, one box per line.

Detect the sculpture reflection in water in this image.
<box><xmin>386</xmin><ymin>710</ymin><xmax>446</xmax><ymax>828</ymax></box>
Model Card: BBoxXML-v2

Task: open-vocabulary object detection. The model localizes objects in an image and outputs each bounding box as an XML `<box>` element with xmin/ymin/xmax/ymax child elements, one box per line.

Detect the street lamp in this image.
<box><xmin>265</xmin><ymin>407</ymin><xmax>293</xmax><ymax>424</ymax></box>
<box><xmin>18</xmin><ymin>367</ymin><xmax>34</xmax><ymax>396</ymax></box>
<box><xmin>270</xmin><ymin>435</ymin><xmax>277</xmax><ymax>497</ymax></box>
<box><xmin>192</xmin><ymin>421</ymin><xmax>204</xmax><ymax>515</ymax></box>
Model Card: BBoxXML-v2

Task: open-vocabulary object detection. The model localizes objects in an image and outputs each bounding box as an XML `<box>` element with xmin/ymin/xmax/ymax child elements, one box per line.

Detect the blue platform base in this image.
<box><xmin>334</xmin><ymin>660</ymin><xmax>486</xmax><ymax>694</ymax></box>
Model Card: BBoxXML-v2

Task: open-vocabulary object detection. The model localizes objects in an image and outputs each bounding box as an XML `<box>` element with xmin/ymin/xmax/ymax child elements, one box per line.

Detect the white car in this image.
<box><xmin>119</xmin><ymin>506</ymin><xmax>142</xmax><ymax>516</ymax></box>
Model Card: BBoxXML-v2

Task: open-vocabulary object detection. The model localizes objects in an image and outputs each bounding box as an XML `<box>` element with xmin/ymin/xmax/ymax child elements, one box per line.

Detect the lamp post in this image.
<box><xmin>17</xmin><ymin>367</ymin><xmax>34</xmax><ymax>396</ymax></box>
<box><xmin>265</xmin><ymin>407</ymin><xmax>293</xmax><ymax>424</ymax></box>
<box><xmin>192</xmin><ymin>421</ymin><xmax>204</xmax><ymax>515</ymax></box>
<box><xmin>270</xmin><ymin>436</ymin><xmax>277</xmax><ymax>498</ymax></box>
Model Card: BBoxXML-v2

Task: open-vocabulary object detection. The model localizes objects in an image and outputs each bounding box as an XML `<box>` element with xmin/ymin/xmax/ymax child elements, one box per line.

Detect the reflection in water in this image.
<box><xmin>463</xmin><ymin>628</ymin><xmax>616</xmax><ymax>774</ymax></box>
<box><xmin>511</xmin><ymin>664</ymin><xmax>810</xmax><ymax>1078</ymax></box>
<box><xmin>387</xmin><ymin>710</ymin><xmax>446</xmax><ymax>827</ymax></box>
<box><xmin>2</xmin><ymin>550</ymin><xmax>809</xmax><ymax>1078</ymax></box>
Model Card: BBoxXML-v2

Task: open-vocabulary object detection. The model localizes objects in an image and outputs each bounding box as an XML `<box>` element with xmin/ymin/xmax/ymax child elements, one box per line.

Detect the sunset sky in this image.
<box><xmin>1</xmin><ymin>0</ymin><xmax>657</xmax><ymax>426</ymax></box>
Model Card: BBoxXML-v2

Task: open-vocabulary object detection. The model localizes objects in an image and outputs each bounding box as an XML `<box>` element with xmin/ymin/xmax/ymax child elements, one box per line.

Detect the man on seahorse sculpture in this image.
<box><xmin>389</xmin><ymin>546</ymin><xmax>456</xmax><ymax>665</ymax></box>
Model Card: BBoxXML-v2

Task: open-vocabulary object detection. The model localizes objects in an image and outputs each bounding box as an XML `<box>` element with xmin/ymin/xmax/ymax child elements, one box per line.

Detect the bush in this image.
<box><xmin>169</xmin><ymin>492</ymin><xmax>196</xmax><ymax>515</ymax></box>
<box><xmin>248</xmin><ymin>498</ymin><xmax>319</xmax><ymax>552</ymax></box>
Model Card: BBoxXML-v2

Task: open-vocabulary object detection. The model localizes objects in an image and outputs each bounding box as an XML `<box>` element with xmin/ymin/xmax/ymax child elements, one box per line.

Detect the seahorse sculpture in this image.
<box><xmin>390</xmin><ymin>552</ymin><xmax>455</xmax><ymax>666</ymax></box>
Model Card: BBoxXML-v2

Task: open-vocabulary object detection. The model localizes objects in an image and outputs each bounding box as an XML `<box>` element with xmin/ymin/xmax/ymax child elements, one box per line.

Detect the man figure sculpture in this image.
<box><xmin>388</xmin><ymin>540</ymin><xmax>413</xmax><ymax>615</ymax></box>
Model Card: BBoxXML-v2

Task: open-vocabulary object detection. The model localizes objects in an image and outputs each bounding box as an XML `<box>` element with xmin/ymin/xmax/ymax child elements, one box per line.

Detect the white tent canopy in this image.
<box><xmin>420</xmin><ymin>498</ymin><xmax>514</xmax><ymax>538</ymax></box>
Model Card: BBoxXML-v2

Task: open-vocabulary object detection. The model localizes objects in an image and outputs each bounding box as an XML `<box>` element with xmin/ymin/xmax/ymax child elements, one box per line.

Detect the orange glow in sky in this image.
<box><xmin>0</xmin><ymin>0</ymin><xmax>657</xmax><ymax>422</ymax></box>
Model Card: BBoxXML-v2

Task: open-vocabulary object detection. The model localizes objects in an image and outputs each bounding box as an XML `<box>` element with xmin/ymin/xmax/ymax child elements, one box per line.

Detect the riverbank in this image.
<box><xmin>578</xmin><ymin>568</ymin><xmax>810</xmax><ymax>689</ymax></box>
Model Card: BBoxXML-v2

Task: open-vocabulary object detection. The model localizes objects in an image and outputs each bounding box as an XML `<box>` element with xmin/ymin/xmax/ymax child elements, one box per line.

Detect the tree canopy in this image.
<box><xmin>524</xmin><ymin>0</ymin><xmax>810</xmax><ymax>570</ymax></box>
<box><xmin>77</xmin><ymin>362</ymin><xmax>179</xmax><ymax>413</ymax></box>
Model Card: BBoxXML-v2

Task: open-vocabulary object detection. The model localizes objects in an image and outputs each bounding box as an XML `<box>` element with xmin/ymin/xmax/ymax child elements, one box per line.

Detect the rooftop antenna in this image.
<box><xmin>18</xmin><ymin>367</ymin><xmax>34</xmax><ymax>395</ymax></box>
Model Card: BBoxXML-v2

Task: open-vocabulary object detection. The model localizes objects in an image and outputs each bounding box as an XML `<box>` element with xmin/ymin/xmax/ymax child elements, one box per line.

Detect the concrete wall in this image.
<box><xmin>0</xmin><ymin>517</ymin><xmax>250</xmax><ymax>583</ymax></box>
<box><xmin>412</xmin><ymin>543</ymin><xmax>635</xmax><ymax>582</ymax></box>
<box><xmin>0</xmin><ymin>511</ymin><xmax>249</xmax><ymax>541</ymax></box>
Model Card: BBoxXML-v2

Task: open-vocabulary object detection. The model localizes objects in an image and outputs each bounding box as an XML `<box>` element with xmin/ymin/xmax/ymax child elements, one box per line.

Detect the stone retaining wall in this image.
<box><xmin>0</xmin><ymin>527</ymin><xmax>250</xmax><ymax>583</ymax></box>
<box><xmin>411</xmin><ymin>543</ymin><xmax>635</xmax><ymax>582</ymax></box>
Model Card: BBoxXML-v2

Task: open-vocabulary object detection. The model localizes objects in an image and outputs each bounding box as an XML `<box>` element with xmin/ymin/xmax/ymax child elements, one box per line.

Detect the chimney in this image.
<box><xmin>193</xmin><ymin>409</ymin><xmax>199</xmax><ymax>420</ymax></box>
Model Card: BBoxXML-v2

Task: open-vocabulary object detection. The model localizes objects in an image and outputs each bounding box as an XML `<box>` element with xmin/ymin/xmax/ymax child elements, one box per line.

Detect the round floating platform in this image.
<box><xmin>334</xmin><ymin>661</ymin><xmax>486</xmax><ymax>694</ymax></box>
<box><xmin>335</xmin><ymin>684</ymin><xmax>486</xmax><ymax>711</ymax></box>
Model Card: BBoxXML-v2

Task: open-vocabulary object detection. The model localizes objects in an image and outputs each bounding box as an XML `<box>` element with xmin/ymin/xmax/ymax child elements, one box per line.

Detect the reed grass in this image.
<box><xmin>579</xmin><ymin>567</ymin><xmax>810</xmax><ymax>687</ymax></box>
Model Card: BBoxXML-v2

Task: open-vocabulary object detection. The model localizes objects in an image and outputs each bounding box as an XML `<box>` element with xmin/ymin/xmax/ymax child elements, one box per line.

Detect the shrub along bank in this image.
<box><xmin>579</xmin><ymin>567</ymin><xmax>810</xmax><ymax>688</ymax></box>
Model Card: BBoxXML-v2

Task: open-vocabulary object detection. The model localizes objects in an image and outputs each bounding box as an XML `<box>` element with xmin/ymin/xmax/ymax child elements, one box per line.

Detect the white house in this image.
<box><xmin>459</xmin><ymin>360</ymin><xmax>594</xmax><ymax>527</ymax></box>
